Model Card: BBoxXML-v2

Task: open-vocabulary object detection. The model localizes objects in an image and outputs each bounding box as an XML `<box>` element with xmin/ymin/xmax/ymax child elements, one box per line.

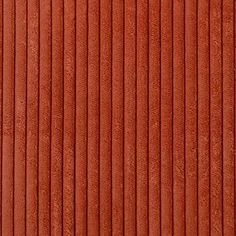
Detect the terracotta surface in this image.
<box><xmin>0</xmin><ymin>0</ymin><xmax>235</xmax><ymax>235</ymax></box>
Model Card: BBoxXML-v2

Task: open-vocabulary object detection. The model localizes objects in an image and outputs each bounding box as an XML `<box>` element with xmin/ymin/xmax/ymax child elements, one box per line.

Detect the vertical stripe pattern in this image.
<box><xmin>0</xmin><ymin>0</ymin><xmax>235</xmax><ymax>235</ymax></box>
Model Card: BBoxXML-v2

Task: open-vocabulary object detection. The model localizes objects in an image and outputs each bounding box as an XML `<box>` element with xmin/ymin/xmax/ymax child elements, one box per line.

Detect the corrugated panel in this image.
<box><xmin>0</xmin><ymin>0</ymin><xmax>235</xmax><ymax>235</ymax></box>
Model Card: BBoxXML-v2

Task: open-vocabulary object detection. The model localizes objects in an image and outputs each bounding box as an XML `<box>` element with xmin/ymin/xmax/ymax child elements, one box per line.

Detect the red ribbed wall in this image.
<box><xmin>0</xmin><ymin>0</ymin><xmax>235</xmax><ymax>235</ymax></box>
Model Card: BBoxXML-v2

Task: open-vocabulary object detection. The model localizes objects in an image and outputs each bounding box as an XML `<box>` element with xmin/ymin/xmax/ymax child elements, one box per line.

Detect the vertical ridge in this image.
<box><xmin>63</xmin><ymin>0</ymin><xmax>76</xmax><ymax>234</ymax></box>
<box><xmin>112</xmin><ymin>0</ymin><xmax>124</xmax><ymax>234</ymax></box>
<box><xmin>137</xmin><ymin>0</ymin><xmax>149</xmax><ymax>234</ymax></box>
<box><xmin>161</xmin><ymin>0</ymin><xmax>173</xmax><ymax>234</ymax></box>
<box><xmin>51</xmin><ymin>0</ymin><xmax>63</xmax><ymax>234</ymax></box>
<box><xmin>198</xmin><ymin>0</ymin><xmax>210</xmax><ymax>234</ymax></box>
<box><xmin>148</xmin><ymin>0</ymin><xmax>161</xmax><ymax>234</ymax></box>
<box><xmin>100</xmin><ymin>0</ymin><xmax>112</xmax><ymax>234</ymax></box>
<box><xmin>75</xmin><ymin>0</ymin><xmax>88</xmax><ymax>234</ymax></box>
<box><xmin>124</xmin><ymin>0</ymin><xmax>136</xmax><ymax>234</ymax></box>
<box><xmin>173</xmin><ymin>0</ymin><xmax>185</xmax><ymax>234</ymax></box>
<box><xmin>2</xmin><ymin>0</ymin><xmax>15</xmax><ymax>233</ymax></box>
<box><xmin>14</xmin><ymin>0</ymin><xmax>27</xmax><ymax>233</ymax></box>
<box><xmin>222</xmin><ymin>0</ymin><xmax>235</xmax><ymax>234</ymax></box>
<box><xmin>87</xmin><ymin>0</ymin><xmax>100</xmax><ymax>233</ymax></box>
<box><xmin>210</xmin><ymin>0</ymin><xmax>223</xmax><ymax>234</ymax></box>
<box><xmin>26</xmin><ymin>0</ymin><xmax>39</xmax><ymax>233</ymax></box>
<box><xmin>185</xmin><ymin>0</ymin><xmax>198</xmax><ymax>234</ymax></box>
<box><xmin>38</xmin><ymin>0</ymin><xmax>52</xmax><ymax>233</ymax></box>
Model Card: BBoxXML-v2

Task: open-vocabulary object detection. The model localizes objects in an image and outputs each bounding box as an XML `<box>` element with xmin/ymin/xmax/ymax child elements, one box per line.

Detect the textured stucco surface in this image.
<box><xmin>0</xmin><ymin>0</ymin><xmax>235</xmax><ymax>235</ymax></box>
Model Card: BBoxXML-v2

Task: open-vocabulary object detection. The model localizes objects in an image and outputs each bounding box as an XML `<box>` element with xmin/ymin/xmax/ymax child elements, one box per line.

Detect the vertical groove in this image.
<box><xmin>233</xmin><ymin>0</ymin><xmax>236</xmax><ymax>227</ymax></box>
<box><xmin>49</xmin><ymin>0</ymin><xmax>52</xmax><ymax>234</ymax></box>
<box><xmin>221</xmin><ymin>0</ymin><xmax>224</xmax><ymax>232</ymax></box>
<box><xmin>122</xmin><ymin>0</ymin><xmax>125</xmax><ymax>233</ymax></box>
<box><xmin>135</xmin><ymin>0</ymin><xmax>137</xmax><ymax>233</ymax></box>
<box><xmin>74</xmin><ymin>0</ymin><xmax>77</xmax><ymax>232</ymax></box>
<box><xmin>98</xmin><ymin>0</ymin><xmax>100</xmax><ymax>234</ymax></box>
<box><xmin>13</xmin><ymin>0</ymin><xmax>15</xmax><ymax>233</ymax></box>
<box><xmin>208</xmin><ymin>0</ymin><xmax>211</xmax><ymax>234</ymax></box>
<box><xmin>86</xmin><ymin>0</ymin><xmax>88</xmax><ymax>234</ymax></box>
<box><xmin>171</xmin><ymin>0</ymin><xmax>174</xmax><ymax>233</ymax></box>
<box><xmin>62</xmin><ymin>0</ymin><xmax>64</xmax><ymax>232</ymax></box>
<box><xmin>0</xmin><ymin>0</ymin><xmax>2</xmax><ymax>232</ymax></box>
<box><xmin>159</xmin><ymin>0</ymin><xmax>162</xmax><ymax>234</ymax></box>
<box><xmin>37</xmin><ymin>0</ymin><xmax>40</xmax><ymax>233</ymax></box>
<box><xmin>147</xmin><ymin>0</ymin><xmax>149</xmax><ymax>234</ymax></box>
<box><xmin>25</xmin><ymin>0</ymin><xmax>28</xmax><ymax>233</ymax></box>
<box><xmin>196</xmin><ymin>0</ymin><xmax>199</xmax><ymax>234</ymax></box>
<box><xmin>74</xmin><ymin>0</ymin><xmax>76</xmax><ymax>233</ymax></box>
<box><xmin>110</xmin><ymin>0</ymin><xmax>113</xmax><ymax>234</ymax></box>
<box><xmin>184</xmin><ymin>0</ymin><xmax>186</xmax><ymax>234</ymax></box>
<box><xmin>50</xmin><ymin>0</ymin><xmax>52</xmax><ymax>233</ymax></box>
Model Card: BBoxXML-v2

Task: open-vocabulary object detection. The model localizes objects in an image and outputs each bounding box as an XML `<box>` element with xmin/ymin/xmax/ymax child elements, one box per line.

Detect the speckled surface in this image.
<box><xmin>0</xmin><ymin>0</ymin><xmax>235</xmax><ymax>235</ymax></box>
